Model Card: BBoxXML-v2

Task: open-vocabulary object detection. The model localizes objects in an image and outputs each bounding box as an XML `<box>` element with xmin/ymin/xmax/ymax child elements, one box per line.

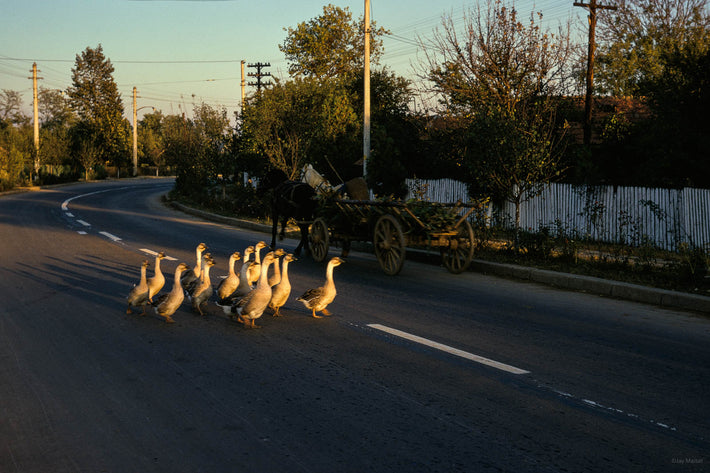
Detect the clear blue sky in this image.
<box><xmin>1</xmin><ymin>0</ymin><xmax>582</xmax><ymax>120</ymax></box>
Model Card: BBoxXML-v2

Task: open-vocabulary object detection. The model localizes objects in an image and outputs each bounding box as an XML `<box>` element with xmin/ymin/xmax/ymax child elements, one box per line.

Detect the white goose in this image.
<box><xmin>152</xmin><ymin>262</ymin><xmax>190</xmax><ymax>323</ymax></box>
<box><xmin>181</xmin><ymin>242</ymin><xmax>207</xmax><ymax>292</ymax></box>
<box><xmin>190</xmin><ymin>256</ymin><xmax>215</xmax><ymax>316</ymax></box>
<box><xmin>297</xmin><ymin>257</ymin><xmax>344</xmax><ymax>318</ymax></box>
<box><xmin>247</xmin><ymin>241</ymin><xmax>267</xmax><ymax>286</ymax></box>
<box><xmin>216</xmin><ymin>251</ymin><xmax>242</xmax><ymax>304</ymax></box>
<box><xmin>269</xmin><ymin>253</ymin><xmax>296</xmax><ymax>317</ymax></box>
<box><xmin>268</xmin><ymin>248</ymin><xmax>286</xmax><ymax>287</ymax></box>
<box><xmin>230</xmin><ymin>246</ymin><xmax>254</xmax><ymax>296</ymax></box>
<box><xmin>127</xmin><ymin>259</ymin><xmax>150</xmax><ymax>314</ymax></box>
<box><xmin>232</xmin><ymin>252</ymin><xmax>276</xmax><ymax>328</ymax></box>
<box><xmin>147</xmin><ymin>251</ymin><xmax>166</xmax><ymax>302</ymax></box>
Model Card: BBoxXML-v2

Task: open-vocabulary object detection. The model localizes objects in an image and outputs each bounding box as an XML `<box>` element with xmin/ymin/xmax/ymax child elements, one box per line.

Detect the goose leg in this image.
<box><xmin>321</xmin><ymin>309</ymin><xmax>332</xmax><ymax>316</ymax></box>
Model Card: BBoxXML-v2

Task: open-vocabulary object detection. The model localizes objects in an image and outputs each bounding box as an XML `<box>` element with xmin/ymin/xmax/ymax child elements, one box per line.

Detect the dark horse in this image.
<box><xmin>257</xmin><ymin>169</ymin><xmax>317</xmax><ymax>257</ymax></box>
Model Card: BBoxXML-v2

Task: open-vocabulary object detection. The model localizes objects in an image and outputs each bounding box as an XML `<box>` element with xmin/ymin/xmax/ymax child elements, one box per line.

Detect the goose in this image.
<box><xmin>247</xmin><ymin>241</ymin><xmax>267</xmax><ymax>286</ymax></box>
<box><xmin>127</xmin><ymin>259</ymin><xmax>150</xmax><ymax>314</ymax></box>
<box><xmin>231</xmin><ymin>252</ymin><xmax>276</xmax><ymax>328</ymax></box>
<box><xmin>269</xmin><ymin>253</ymin><xmax>296</xmax><ymax>317</ymax></box>
<box><xmin>297</xmin><ymin>257</ymin><xmax>344</xmax><ymax>318</ymax></box>
<box><xmin>181</xmin><ymin>242</ymin><xmax>207</xmax><ymax>292</ymax></box>
<box><xmin>146</xmin><ymin>251</ymin><xmax>166</xmax><ymax>302</ymax></box>
<box><xmin>190</xmin><ymin>256</ymin><xmax>215</xmax><ymax>316</ymax></box>
<box><xmin>232</xmin><ymin>246</ymin><xmax>255</xmax><ymax>298</ymax></box>
<box><xmin>267</xmin><ymin>248</ymin><xmax>286</xmax><ymax>287</ymax></box>
<box><xmin>185</xmin><ymin>251</ymin><xmax>211</xmax><ymax>296</ymax></box>
<box><xmin>216</xmin><ymin>251</ymin><xmax>242</xmax><ymax>303</ymax></box>
<box><xmin>152</xmin><ymin>262</ymin><xmax>190</xmax><ymax>323</ymax></box>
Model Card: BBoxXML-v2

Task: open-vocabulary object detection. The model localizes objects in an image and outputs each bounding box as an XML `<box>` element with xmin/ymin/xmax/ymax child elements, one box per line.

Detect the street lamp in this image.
<box><xmin>132</xmin><ymin>86</ymin><xmax>155</xmax><ymax>176</ymax></box>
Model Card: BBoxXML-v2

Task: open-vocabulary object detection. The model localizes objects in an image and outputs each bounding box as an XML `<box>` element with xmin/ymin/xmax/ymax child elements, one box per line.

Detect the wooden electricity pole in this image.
<box><xmin>133</xmin><ymin>87</ymin><xmax>138</xmax><ymax>176</ymax></box>
<box><xmin>29</xmin><ymin>62</ymin><xmax>42</xmax><ymax>181</ymax></box>
<box><xmin>241</xmin><ymin>60</ymin><xmax>246</xmax><ymax>106</ymax></box>
<box><xmin>363</xmin><ymin>0</ymin><xmax>371</xmax><ymax>178</ymax></box>
<box><xmin>574</xmin><ymin>0</ymin><xmax>616</xmax><ymax>146</ymax></box>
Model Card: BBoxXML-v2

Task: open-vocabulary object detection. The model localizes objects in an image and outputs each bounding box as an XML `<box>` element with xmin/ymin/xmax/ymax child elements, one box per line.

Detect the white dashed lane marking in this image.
<box><xmin>367</xmin><ymin>323</ymin><xmax>530</xmax><ymax>375</ymax></box>
<box><xmin>99</xmin><ymin>231</ymin><xmax>122</xmax><ymax>242</ymax></box>
<box><xmin>140</xmin><ymin>248</ymin><xmax>178</xmax><ymax>261</ymax></box>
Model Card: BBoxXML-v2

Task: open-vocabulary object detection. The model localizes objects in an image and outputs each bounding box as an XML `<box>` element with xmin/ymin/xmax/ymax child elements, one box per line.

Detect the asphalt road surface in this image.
<box><xmin>1</xmin><ymin>178</ymin><xmax>708</xmax><ymax>472</ymax></box>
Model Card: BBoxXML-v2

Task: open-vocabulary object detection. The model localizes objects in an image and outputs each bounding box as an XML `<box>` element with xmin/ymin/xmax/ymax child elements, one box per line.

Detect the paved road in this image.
<box><xmin>1</xmin><ymin>179</ymin><xmax>708</xmax><ymax>472</ymax></box>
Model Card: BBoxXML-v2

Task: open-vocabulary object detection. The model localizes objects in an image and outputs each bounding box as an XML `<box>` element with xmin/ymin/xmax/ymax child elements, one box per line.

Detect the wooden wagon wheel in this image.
<box><xmin>442</xmin><ymin>219</ymin><xmax>474</xmax><ymax>274</ymax></box>
<box><xmin>373</xmin><ymin>214</ymin><xmax>406</xmax><ymax>275</ymax></box>
<box><xmin>309</xmin><ymin>218</ymin><xmax>329</xmax><ymax>263</ymax></box>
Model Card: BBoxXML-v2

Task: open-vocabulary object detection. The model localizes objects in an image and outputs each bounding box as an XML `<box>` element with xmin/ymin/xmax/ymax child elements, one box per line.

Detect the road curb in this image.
<box><xmin>471</xmin><ymin>260</ymin><xmax>710</xmax><ymax>314</ymax></box>
<box><xmin>168</xmin><ymin>198</ymin><xmax>710</xmax><ymax>315</ymax></box>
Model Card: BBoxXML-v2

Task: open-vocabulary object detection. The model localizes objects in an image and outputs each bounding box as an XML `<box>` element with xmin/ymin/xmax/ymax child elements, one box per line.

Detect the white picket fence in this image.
<box><xmin>405</xmin><ymin>178</ymin><xmax>710</xmax><ymax>251</ymax></box>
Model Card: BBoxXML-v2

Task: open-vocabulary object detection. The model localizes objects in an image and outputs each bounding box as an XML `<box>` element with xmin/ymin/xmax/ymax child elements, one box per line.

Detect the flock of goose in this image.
<box><xmin>126</xmin><ymin>241</ymin><xmax>344</xmax><ymax>328</ymax></box>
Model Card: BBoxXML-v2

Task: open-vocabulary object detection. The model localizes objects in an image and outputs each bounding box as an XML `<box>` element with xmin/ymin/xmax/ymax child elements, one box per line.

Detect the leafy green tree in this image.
<box><xmin>139</xmin><ymin>111</ymin><xmax>167</xmax><ymax>174</ymax></box>
<box><xmin>37</xmin><ymin>88</ymin><xmax>75</xmax><ymax>180</ymax></box>
<box><xmin>596</xmin><ymin>0</ymin><xmax>710</xmax><ymax>96</ymax></box>
<box><xmin>633</xmin><ymin>44</ymin><xmax>710</xmax><ymax>187</ymax></box>
<box><xmin>0</xmin><ymin>90</ymin><xmax>27</xmax><ymax>126</ymax></box>
<box><xmin>0</xmin><ymin>123</ymin><xmax>32</xmax><ymax>190</ymax></box>
<box><xmin>169</xmin><ymin>103</ymin><xmax>231</xmax><ymax>195</ymax></box>
<box><xmin>67</xmin><ymin>45</ymin><xmax>130</xmax><ymax>169</ymax></box>
<box><xmin>280</xmin><ymin>4</ymin><xmax>388</xmax><ymax>79</ymax></box>
<box><xmin>422</xmin><ymin>0</ymin><xmax>574</xmax><ymax>235</ymax></box>
<box><xmin>39</xmin><ymin>88</ymin><xmax>75</xmax><ymax>129</ymax></box>
<box><xmin>0</xmin><ymin>90</ymin><xmax>32</xmax><ymax>189</ymax></box>
<box><xmin>241</xmin><ymin>77</ymin><xmax>358</xmax><ymax>180</ymax></box>
<box><xmin>348</xmin><ymin>69</ymin><xmax>417</xmax><ymax>196</ymax></box>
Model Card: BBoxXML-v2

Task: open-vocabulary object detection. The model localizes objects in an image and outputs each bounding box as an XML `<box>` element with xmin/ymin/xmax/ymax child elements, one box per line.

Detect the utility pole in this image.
<box><xmin>247</xmin><ymin>62</ymin><xmax>271</xmax><ymax>93</ymax></box>
<box><xmin>29</xmin><ymin>62</ymin><xmax>42</xmax><ymax>181</ymax></box>
<box><xmin>133</xmin><ymin>87</ymin><xmax>139</xmax><ymax>176</ymax></box>
<box><xmin>240</xmin><ymin>60</ymin><xmax>246</xmax><ymax>106</ymax></box>
<box><xmin>363</xmin><ymin>0</ymin><xmax>371</xmax><ymax>178</ymax></box>
<box><xmin>575</xmin><ymin>0</ymin><xmax>617</xmax><ymax>146</ymax></box>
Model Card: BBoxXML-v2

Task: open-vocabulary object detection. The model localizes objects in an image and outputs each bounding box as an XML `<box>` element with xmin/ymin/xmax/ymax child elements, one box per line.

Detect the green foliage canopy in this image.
<box><xmin>240</xmin><ymin>77</ymin><xmax>358</xmax><ymax>180</ymax></box>
<box><xmin>279</xmin><ymin>4</ymin><xmax>388</xmax><ymax>79</ymax></box>
<box><xmin>67</xmin><ymin>45</ymin><xmax>130</xmax><ymax>166</ymax></box>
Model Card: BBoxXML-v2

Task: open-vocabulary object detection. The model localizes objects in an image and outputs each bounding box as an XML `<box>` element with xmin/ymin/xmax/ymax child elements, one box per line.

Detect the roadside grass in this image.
<box><xmin>473</xmin><ymin>228</ymin><xmax>710</xmax><ymax>296</ymax></box>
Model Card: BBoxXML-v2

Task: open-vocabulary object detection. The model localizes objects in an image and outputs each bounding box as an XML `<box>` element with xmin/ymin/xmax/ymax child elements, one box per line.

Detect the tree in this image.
<box><xmin>67</xmin><ymin>45</ymin><xmax>130</xmax><ymax>168</ymax></box>
<box><xmin>348</xmin><ymin>69</ymin><xmax>418</xmax><ymax>196</ymax></box>
<box><xmin>77</xmin><ymin>134</ymin><xmax>100</xmax><ymax>181</ymax></box>
<box><xmin>421</xmin><ymin>0</ymin><xmax>574</xmax><ymax>236</ymax></box>
<box><xmin>280</xmin><ymin>4</ymin><xmax>389</xmax><ymax>79</ymax></box>
<box><xmin>39</xmin><ymin>88</ymin><xmax>75</xmax><ymax>129</ymax></box>
<box><xmin>169</xmin><ymin>103</ymin><xmax>232</xmax><ymax>195</ymax></box>
<box><xmin>139</xmin><ymin>111</ymin><xmax>166</xmax><ymax>174</ymax></box>
<box><xmin>596</xmin><ymin>0</ymin><xmax>710</xmax><ymax>96</ymax></box>
<box><xmin>240</xmin><ymin>77</ymin><xmax>358</xmax><ymax>180</ymax></box>
<box><xmin>0</xmin><ymin>90</ymin><xmax>27</xmax><ymax>126</ymax></box>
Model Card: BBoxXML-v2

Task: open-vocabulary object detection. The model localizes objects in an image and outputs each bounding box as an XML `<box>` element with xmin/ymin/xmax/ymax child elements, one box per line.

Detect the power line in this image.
<box><xmin>0</xmin><ymin>56</ymin><xmax>243</xmax><ymax>64</ymax></box>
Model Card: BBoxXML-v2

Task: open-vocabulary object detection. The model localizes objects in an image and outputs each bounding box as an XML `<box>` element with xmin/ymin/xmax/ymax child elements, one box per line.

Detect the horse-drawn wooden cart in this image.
<box><xmin>308</xmin><ymin>196</ymin><xmax>478</xmax><ymax>275</ymax></box>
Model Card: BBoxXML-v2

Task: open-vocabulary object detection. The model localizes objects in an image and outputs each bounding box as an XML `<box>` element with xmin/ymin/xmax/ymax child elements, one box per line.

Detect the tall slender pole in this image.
<box><xmin>132</xmin><ymin>87</ymin><xmax>138</xmax><ymax>176</ymax></box>
<box><xmin>575</xmin><ymin>0</ymin><xmax>616</xmax><ymax>146</ymax></box>
<box><xmin>241</xmin><ymin>60</ymin><xmax>246</xmax><ymax>106</ymax></box>
<box><xmin>363</xmin><ymin>0</ymin><xmax>371</xmax><ymax>178</ymax></box>
<box><xmin>31</xmin><ymin>62</ymin><xmax>40</xmax><ymax>179</ymax></box>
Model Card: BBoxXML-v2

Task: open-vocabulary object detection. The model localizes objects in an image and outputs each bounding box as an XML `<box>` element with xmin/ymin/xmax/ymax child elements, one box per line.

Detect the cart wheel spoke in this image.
<box><xmin>309</xmin><ymin>218</ymin><xmax>329</xmax><ymax>263</ymax></box>
<box><xmin>373</xmin><ymin>214</ymin><xmax>405</xmax><ymax>275</ymax></box>
<box><xmin>443</xmin><ymin>219</ymin><xmax>474</xmax><ymax>274</ymax></box>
